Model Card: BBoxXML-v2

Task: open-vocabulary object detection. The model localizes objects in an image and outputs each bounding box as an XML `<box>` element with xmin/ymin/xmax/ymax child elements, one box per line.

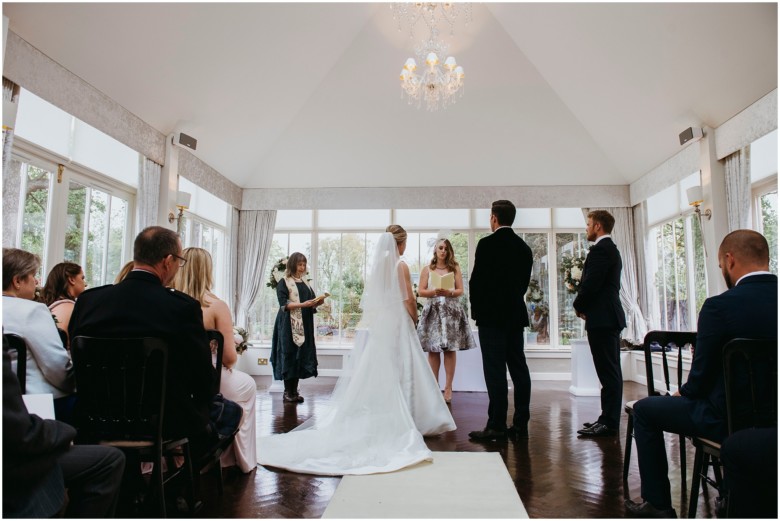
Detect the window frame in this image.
<box><xmin>11</xmin><ymin>137</ymin><xmax>136</xmax><ymax>284</ymax></box>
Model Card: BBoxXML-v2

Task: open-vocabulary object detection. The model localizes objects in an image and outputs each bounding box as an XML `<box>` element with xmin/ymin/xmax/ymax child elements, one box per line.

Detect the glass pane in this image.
<box><xmin>395</xmin><ymin>209</ymin><xmax>470</xmax><ymax>229</ymax></box>
<box><xmin>275</xmin><ymin>210</ymin><xmax>312</xmax><ymax>229</ymax></box>
<box><xmin>249</xmin><ymin>234</ymin><xmax>288</xmax><ymax>341</ymax></box>
<box><xmin>288</xmin><ymin>233</ymin><xmax>312</xmax><ymax>259</ymax></box>
<box><xmin>761</xmin><ymin>191</ymin><xmax>778</xmax><ymax>274</ymax></box>
<box><xmin>316</xmin><ymin>233</ymin><xmax>342</xmax><ymax>345</ymax></box>
<box><xmin>15</xmin><ymin>89</ymin><xmax>73</xmax><ymax>158</ymax></box>
<box><xmin>178</xmin><ymin>177</ymin><xmax>229</xmax><ymax>227</ymax></box>
<box><xmin>64</xmin><ymin>181</ymin><xmax>87</xmax><ymax>264</ymax></box>
<box><xmin>653</xmin><ymin>219</ymin><xmax>691</xmax><ymax>331</ymax></box>
<box><xmin>192</xmin><ymin>221</ymin><xmax>203</xmax><ymax>248</ymax></box>
<box><xmin>522</xmin><ymin>233</ymin><xmax>550</xmax><ymax>345</ymax></box>
<box><xmin>318</xmin><ymin>209</ymin><xmax>390</xmax><ymax>229</ymax></box>
<box><xmin>556</xmin><ymin>232</ymin><xmax>588</xmax><ymax>344</ymax></box>
<box><xmin>517</xmin><ymin>208</ymin><xmax>552</xmax><ymax>229</ymax></box>
<box><xmin>691</xmin><ymin>215</ymin><xmax>707</xmax><ymax>315</ymax></box>
<box><xmin>201</xmin><ymin>223</ymin><xmax>212</xmax><ymax>253</ymax></box>
<box><xmin>85</xmin><ymin>189</ymin><xmax>109</xmax><ymax>288</ymax></box>
<box><xmin>20</xmin><ymin>164</ymin><xmax>52</xmax><ymax>277</ymax></box>
<box><xmin>647</xmin><ymin>185</ymin><xmax>679</xmax><ymax>226</ymax></box>
<box><xmin>750</xmin><ymin>129</ymin><xmax>778</xmax><ymax>183</ymax></box>
<box><xmin>106</xmin><ymin>196</ymin><xmax>127</xmax><ymax>284</ymax></box>
<box><xmin>71</xmin><ymin>120</ymin><xmax>139</xmax><ymax>188</ymax></box>
<box><xmin>553</xmin><ymin>208</ymin><xmax>585</xmax><ymax>229</ymax></box>
<box><xmin>339</xmin><ymin>233</ymin><xmax>366</xmax><ymax>341</ymax></box>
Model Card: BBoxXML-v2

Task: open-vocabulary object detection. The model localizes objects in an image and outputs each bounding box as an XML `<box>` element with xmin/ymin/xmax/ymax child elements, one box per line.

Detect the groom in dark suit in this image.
<box><xmin>574</xmin><ymin>210</ymin><xmax>626</xmax><ymax>437</ymax></box>
<box><xmin>469</xmin><ymin>200</ymin><xmax>533</xmax><ymax>441</ymax></box>
<box><xmin>625</xmin><ymin>230</ymin><xmax>777</xmax><ymax>517</ymax></box>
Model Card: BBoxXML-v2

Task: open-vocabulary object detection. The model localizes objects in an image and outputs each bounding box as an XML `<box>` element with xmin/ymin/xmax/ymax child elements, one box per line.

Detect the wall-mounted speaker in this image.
<box><xmin>172</xmin><ymin>132</ymin><xmax>197</xmax><ymax>151</ymax></box>
<box><xmin>679</xmin><ymin>127</ymin><xmax>703</xmax><ymax>146</ymax></box>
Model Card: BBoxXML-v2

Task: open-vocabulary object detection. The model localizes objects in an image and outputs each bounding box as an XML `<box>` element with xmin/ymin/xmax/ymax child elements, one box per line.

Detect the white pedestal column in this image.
<box><xmin>569</xmin><ymin>338</ymin><xmax>601</xmax><ymax>396</ymax></box>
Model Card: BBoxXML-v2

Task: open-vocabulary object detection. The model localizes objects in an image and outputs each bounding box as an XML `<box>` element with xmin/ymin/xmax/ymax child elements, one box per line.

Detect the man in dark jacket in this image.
<box><xmin>625</xmin><ymin>230</ymin><xmax>778</xmax><ymax>518</ymax></box>
<box><xmin>469</xmin><ymin>200</ymin><xmax>534</xmax><ymax>441</ymax></box>
<box><xmin>574</xmin><ymin>210</ymin><xmax>627</xmax><ymax>437</ymax></box>
<box><xmin>69</xmin><ymin>226</ymin><xmax>216</xmax><ymax>455</ymax></box>
<box><xmin>3</xmin><ymin>348</ymin><xmax>125</xmax><ymax>517</ymax></box>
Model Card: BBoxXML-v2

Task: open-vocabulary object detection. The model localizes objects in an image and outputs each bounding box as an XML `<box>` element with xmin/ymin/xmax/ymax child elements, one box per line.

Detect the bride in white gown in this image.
<box><xmin>257</xmin><ymin>226</ymin><xmax>456</xmax><ymax>475</ymax></box>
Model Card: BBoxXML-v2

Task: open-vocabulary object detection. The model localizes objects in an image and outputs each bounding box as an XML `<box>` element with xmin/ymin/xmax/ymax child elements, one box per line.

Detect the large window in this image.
<box><xmin>10</xmin><ymin>89</ymin><xmax>137</xmax><ymax>285</ymax></box>
<box><xmin>12</xmin><ymin>150</ymin><xmax>134</xmax><ymax>286</ymax></box>
<box><xmin>178</xmin><ymin>178</ymin><xmax>230</xmax><ymax>297</ymax></box>
<box><xmin>249</xmin><ymin>208</ymin><xmax>589</xmax><ymax>349</ymax></box>
<box><xmin>648</xmin><ymin>214</ymin><xmax>706</xmax><ymax>331</ymax></box>
<box><xmin>750</xmin><ymin>130</ymin><xmax>778</xmax><ymax>274</ymax></box>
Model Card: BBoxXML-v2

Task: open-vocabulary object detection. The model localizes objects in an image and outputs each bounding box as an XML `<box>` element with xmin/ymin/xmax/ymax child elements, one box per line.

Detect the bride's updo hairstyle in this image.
<box><xmin>386</xmin><ymin>224</ymin><xmax>407</xmax><ymax>245</ymax></box>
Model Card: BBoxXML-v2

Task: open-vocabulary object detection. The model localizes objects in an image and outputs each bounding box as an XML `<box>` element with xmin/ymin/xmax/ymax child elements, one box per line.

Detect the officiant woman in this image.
<box><xmin>416</xmin><ymin>238</ymin><xmax>475</xmax><ymax>403</ymax></box>
<box><xmin>271</xmin><ymin>252</ymin><xmax>322</xmax><ymax>404</ymax></box>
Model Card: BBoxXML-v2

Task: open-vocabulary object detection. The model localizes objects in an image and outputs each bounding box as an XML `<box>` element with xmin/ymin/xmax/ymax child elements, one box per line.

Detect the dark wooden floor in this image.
<box><xmin>198</xmin><ymin>379</ymin><xmax>720</xmax><ymax>518</ymax></box>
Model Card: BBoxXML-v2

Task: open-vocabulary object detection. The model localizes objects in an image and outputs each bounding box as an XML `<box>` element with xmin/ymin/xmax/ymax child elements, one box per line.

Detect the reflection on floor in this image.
<box><xmin>198</xmin><ymin>379</ymin><xmax>718</xmax><ymax>518</ymax></box>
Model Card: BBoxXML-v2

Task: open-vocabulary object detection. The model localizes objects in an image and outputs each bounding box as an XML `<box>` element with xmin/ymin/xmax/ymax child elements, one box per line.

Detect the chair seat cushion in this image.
<box><xmin>624</xmin><ymin>400</ymin><xmax>638</xmax><ymax>412</ymax></box>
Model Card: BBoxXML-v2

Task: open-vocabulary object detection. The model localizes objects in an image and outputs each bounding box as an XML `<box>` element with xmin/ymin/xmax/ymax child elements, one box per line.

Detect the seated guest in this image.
<box><xmin>41</xmin><ymin>261</ymin><xmax>88</xmax><ymax>343</ymax></box>
<box><xmin>2</xmin><ymin>248</ymin><xmax>75</xmax><ymax>420</ymax></box>
<box><xmin>69</xmin><ymin>226</ymin><xmax>217</xmax><ymax>457</ymax></box>
<box><xmin>173</xmin><ymin>247</ymin><xmax>257</xmax><ymax>473</ymax></box>
<box><xmin>625</xmin><ymin>230</ymin><xmax>778</xmax><ymax>517</ymax></box>
<box><xmin>3</xmin><ymin>347</ymin><xmax>125</xmax><ymax>518</ymax></box>
<box><xmin>720</xmin><ymin>426</ymin><xmax>778</xmax><ymax>518</ymax></box>
<box><xmin>114</xmin><ymin>260</ymin><xmax>134</xmax><ymax>284</ymax></box>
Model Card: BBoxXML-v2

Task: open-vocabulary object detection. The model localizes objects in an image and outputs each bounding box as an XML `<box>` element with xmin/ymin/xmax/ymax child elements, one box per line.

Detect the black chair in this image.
<box><xmin>57</xmin><ymin>327</ymin><xmax>69</xmax><ymax>348</ymax></box>
<box><xmin>3</xmin><ymin>333</ymin><xmax>28</xmax><ymax>394</ymax></box>
<box><xmin>623</xmin><ymin>330</ymin><xmax>696</xmax><ymax>494</ymax></box>
<box><xmin>688</xmin><ymin>338</ymin><xmax>778</xmax><ymax>518</ymax></box>
<box><xmin>197</xmin><ymin>329</ymin><xmax>240</xmax><ymax>496</ymax></box>
<box><xmin>70</xmin><ymin>336</ymin><xmax>197</xmax><ymax>517</ymax></box>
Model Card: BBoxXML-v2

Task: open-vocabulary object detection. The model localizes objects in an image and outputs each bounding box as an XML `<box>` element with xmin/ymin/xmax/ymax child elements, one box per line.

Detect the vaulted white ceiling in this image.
<box><xmin>3</xmin><ymin>3</ymin><xmax>777</xmax><ymax>189</ymax></box>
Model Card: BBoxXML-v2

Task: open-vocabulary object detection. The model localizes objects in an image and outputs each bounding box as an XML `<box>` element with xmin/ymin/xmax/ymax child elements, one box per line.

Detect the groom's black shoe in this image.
<box><xmin>468</xmin><ymin>427</ymin><xmax>507</xmax><ymax>442</ymax></box>
<box><xmin>507</xmin><ymin>425</ymin><xmax>529</xmax><ymax>440</ymax></box>
<box><xmin>577</xmin><ymin>422</ymin><xmax>617</xmax><ymax>437</ymax></box>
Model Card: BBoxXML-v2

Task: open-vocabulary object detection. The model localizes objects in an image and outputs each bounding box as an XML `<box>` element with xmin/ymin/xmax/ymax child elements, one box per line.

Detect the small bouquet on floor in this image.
<box><xmin>233</xmin><ymin>327</ymin><xmax>249</xmax><ymax>355</ymax></box>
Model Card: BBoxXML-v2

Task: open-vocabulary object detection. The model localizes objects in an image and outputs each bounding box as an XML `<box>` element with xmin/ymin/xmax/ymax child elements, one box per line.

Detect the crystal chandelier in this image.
<box><xmin>392</xmin><ymin>3</ymin><xmax>472</xmax><ymax>112</ymax></box>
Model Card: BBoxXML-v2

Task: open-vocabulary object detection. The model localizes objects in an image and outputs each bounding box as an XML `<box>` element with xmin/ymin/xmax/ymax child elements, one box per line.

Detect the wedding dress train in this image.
<box><xmin>257</xmin><ymin>233</ymin><xmax>456</xmax><ymax>475</ymax></box>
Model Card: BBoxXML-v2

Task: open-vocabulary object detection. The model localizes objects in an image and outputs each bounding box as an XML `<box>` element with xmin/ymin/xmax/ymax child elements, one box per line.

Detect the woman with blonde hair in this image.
<box><xmin>172</xmin><ymin>247</ymin><xmax>257</xmax><ymax>473</ymax></box>
<box><xmin>416</xmin><ymin>237</ymin><xmax>475</xmax><ymax>403</ymax></box>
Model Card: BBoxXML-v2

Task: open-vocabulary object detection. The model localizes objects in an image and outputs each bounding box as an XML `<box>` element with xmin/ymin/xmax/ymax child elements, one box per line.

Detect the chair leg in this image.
<box><xmin>623</xmin><ymin>413</ymin><xmax>634</xmax><ymax>490</ymax></box>
<box><xmin>181</xmin><ymin>443</ymin><xmax>198</xmax><ymax>515</ymax></box>
<box><xmin>688</xmin><ymin>444</ymin><xmax>703</xmax><ymax>519</ymax></box>
<box><xmin>152</xmin><ymin>450</ymin><xmax>167</xmax><ymax>518</ymax></box>
<box><xmin>678</xmin><ymin>434</ymin><xmax>687</xmax><ymax>492</ymax></box>
<box><xmin>215</xmin><ymin>462</ymin><xmax>225</xmax><ymax>496</ymax></box>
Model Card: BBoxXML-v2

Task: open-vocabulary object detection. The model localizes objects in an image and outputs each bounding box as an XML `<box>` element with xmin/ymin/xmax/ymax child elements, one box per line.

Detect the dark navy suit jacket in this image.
<box><xmin>680</xmin><ymin>273</ymin><xmax>778</xmax><ymax>438</ymax></box>
<box><xmin>572</xmin><ymin>236</ymin><xmax>626</xmax><ymax>331</ymax></box>
<box><xmin>69</xmin><ymin>270</ymin><xmax>215</xmax><ymax>447</ymax></box>
<box><xmin>469</xmin><ymin>227</ymin><xmax>533</xmax><ymax>328</ymax></box>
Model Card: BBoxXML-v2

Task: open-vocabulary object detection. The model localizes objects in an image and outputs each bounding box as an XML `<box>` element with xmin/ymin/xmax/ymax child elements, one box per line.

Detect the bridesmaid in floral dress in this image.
<box><xmin>416</xmin><ymin>238</ymin><xmax>476</xmax><ymax>403</ymax></box>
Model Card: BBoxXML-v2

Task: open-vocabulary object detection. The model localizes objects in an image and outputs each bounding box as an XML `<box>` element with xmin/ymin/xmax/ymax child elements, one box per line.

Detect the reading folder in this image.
<box><xmin>430</xmin><ymin>272</ymin><xmax>455</xmax><ymax>290</ymax></box>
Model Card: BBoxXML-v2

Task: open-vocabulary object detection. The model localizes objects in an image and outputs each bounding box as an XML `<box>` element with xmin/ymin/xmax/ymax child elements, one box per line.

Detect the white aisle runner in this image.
<box><xmin>322</xmin><ymin>452</ymin><xmax>528</xmax><ymax>519</ymax></box>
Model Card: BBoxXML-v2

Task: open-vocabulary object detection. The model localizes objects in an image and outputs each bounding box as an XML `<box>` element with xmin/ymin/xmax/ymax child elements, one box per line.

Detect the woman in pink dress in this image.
<box><xmin>173</xmin><ymin>247</ymin><xmax>257</xmax><ymax>473</ymax></box>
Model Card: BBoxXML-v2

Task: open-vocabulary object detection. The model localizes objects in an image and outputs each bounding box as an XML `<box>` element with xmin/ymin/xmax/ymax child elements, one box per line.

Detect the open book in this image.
<box><xmin>312</xmin><ymin>292</ymin><xmax>330</xmax><ymax>304</ymax></box>
<box><xmin>430</xmin><ymin>271</ymin><xmax>455</xmax><ymax>290</ymax></box>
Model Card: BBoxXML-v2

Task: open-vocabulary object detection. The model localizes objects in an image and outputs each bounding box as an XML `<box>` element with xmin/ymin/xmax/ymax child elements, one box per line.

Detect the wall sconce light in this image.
<box><xmin>686</xmin><ymin>186</ymin><xmax>711</xmax><ymax>220</ymax></box>
<box><xmin>686</xmin><ymin>185</ymin><xmax>710</xmax><ymax>258</ymax></box>
<box><xmin>167</xmin><ymin>191</ymin><xmax>191</xmax><ymax>234</ymax></box>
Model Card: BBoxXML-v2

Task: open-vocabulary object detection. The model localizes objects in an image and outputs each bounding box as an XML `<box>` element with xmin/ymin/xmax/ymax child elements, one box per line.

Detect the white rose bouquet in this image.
<box><xmin>560</xmin><ymin>253</ymin><xmax>587</xmax><ymax>294</ymax></box>
<box><xmin>233</xmin><ymin>326</ymin><xmax>249</xmax><ymax>355</ymax></box>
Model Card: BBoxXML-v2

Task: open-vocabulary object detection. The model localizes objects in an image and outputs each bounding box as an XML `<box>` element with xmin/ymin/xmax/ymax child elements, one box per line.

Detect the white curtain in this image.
<box><xmin>632</xmin><ymin>202</ymin><xmax>653</xmax><ymax>335</ymax></box>
<box><xmin>227</xmin><ymin>206</ymin><xmax>240</xmax><ymax>322</ymax></box>
<box><xmin>235</xmin><ymin>210</ymin><xmax>277</xmax><ymax>330</ymax></box>
<box><xmin>724</xmin><ymin>146</ymin><xmax>752</xmax><ymax>232</ymax></box>
<box><xmin>136</xmin><ymin>157</ymin><xmax>162</xmax><ymax>232</ymax></box>
<box><xmin>2</xmin><ymin>78</ymin><xmax>21</xmax><ymax>181</ymax></box>
<box><xmin>584</xmin><ymin>207</ymin><xmax>648</xmax><ymax>344</ymax></box>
